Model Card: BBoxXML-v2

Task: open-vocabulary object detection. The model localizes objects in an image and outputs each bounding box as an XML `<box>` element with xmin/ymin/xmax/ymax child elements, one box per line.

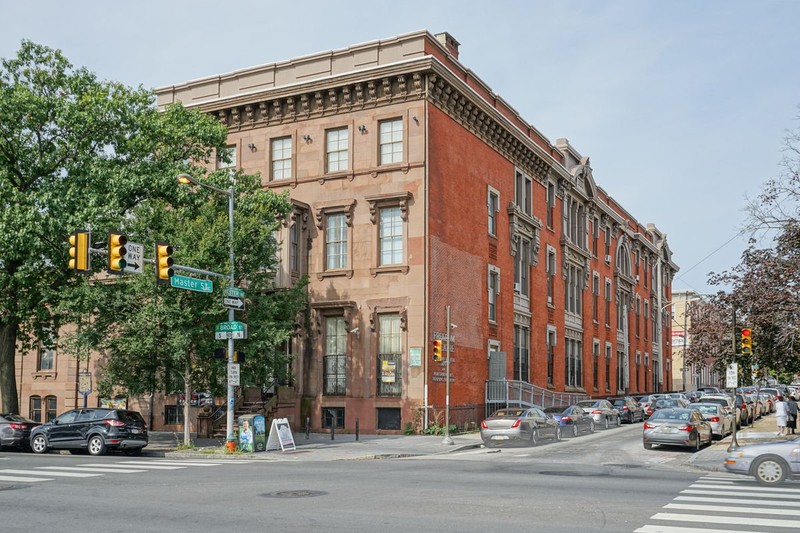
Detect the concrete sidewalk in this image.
<box><xmin>145</xmin><ymin>430</ymin><xmax>484</xmax><ymax>462</ymax></box>
<box><xmin>689</xmin><ymin>411</ymin><xmax>793</xmax><ymax>472</ymax></box>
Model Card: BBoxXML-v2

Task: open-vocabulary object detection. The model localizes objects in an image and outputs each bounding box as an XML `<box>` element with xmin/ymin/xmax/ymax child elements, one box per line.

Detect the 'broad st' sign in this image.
<box><xmin>215</xmin><ymin>321</ymin><xmax>248</xmax><ymax>340</ymax></box>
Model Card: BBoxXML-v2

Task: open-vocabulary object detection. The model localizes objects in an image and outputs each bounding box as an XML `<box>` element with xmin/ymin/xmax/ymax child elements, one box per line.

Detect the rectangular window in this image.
<box><xmin>488</xmin><ymin>189</ymin><xmax>499</xmax><ymax>236</ymax></box>
<box><xmin>271</xmin><ymin>136</ymin><xmax>292</xmax><ymax>180</ymax></box>
<box><xmin>217</xmin><ymin>145</ymin><xmax>237</xmax><ymax>169</ymax></box>
<box><xmin>326</xmin><ymin>127</ymin><xmax>349</xmax><ymax>173</ymax></box>
<box><xmin>379</xmin><ymin>118</ymin><xmax>403</xmax><ymax>165</ymax></box>
<box><xmin>37</xmin><ymin>344</ymin><xmax>54</xmax><ymax>371</ymax></box>
<box><xmin>605</xmin><ymin>345</ymin><xmax>612</xmax><ymax>390</ymax></box>
<box><xmin>565</xmin><ymin>337</ymin><xmax>582</xmax><ymax>388</ymax></box>
<box><xmin>515</xmin><ymin>170</ymin><xmax>532</xmax><ymax>216</ymax></box>
<box><xmin>592</xmin><ymin>342</ymin><xmax>600</xmax><ymax>389</ymax></box>
<box><xmin>488</xmin><ymin>268</ymin><xmax>499</xmax><ymax>322</ymax></box>
<box><xmin>322</xmin><ymin>407</ymin><xmax>345</xmax><ymax>429</ymax></box>
<box><xmin>592</xmin><ymin>217</ymin><xmax>599</xmax><ymax>257</ymax></box>
<box><xmin>547</xmin><ymin>182</ymin><xmax>555</xmax><ymax>228</ymax></box>
<box><xmin>617</xmin><ymin>350</ymin><xmax>626</xmax><ymax>393</ymax></box>
<box><xmin>324</xmin><ymin>316</ymin><xmax>347</xmax><ymax>395</ymax></box>
<box><xmin>289</xmin><ymin>222</ymin><xmax>299</xmax><ymax>274</ymax></box>
<box><xmin>513</xmin><ymin>325</ymin><xmax>529</xmax><ymax>381</ymax></box>
<box><xmin>592</xmin><ymin>274</ymin><xmax>599</xmax><ymax>321</ymax></box>
<box><xmin>379</xmin><ymin>207</ymin><xmax>403</xmax><ymax>266</ymax></box>
<box><xmin>30</xmin><ymin>396</ymin><xmax>42</xmax><ymax>423</ymax></box>
<box><xmin>605</xmin><ymin>279</ymin><xmax>612</xmax><ymax>327</ymax></box>
<box><xmin>605</xmin><ymin>225</ymin><xmax>611</xmax><ymax>258</ymax></box>
<box><xmin>514</xmin><ymin>239</ymin><xmax>530</xmax><ymax>297</ymax></box>
<box><xmin>644</xmin><ymin>301</ymin><xmax>650</xmax><ymax>341</ymax></box>
<box><xmin>377</xmin><ymin>314</ymin><xmax>402</xmax><ymax>396</ymax></box>
<box><xmin>45</xmin><ymin>396</ymin><xmax>57</xmax><ymax>422</ymax></box>
<box><xmin>546</xmin><ymin>249</ymin><xmax>556</xmax><ymax>303</ymax></box>
<box><xmin>547</xmin><ymin>329</ymin><xmax>556</xmax><ymax>385</ymax></box>
<box><xmin>164</xmin><ymin>405</ymin><xmax>184</xmax><ymax>425</ymax></box>
<box><xmin>325</xmin><ymin>213</ymin><xmax>348</xmax><ymax>270</ymax></box>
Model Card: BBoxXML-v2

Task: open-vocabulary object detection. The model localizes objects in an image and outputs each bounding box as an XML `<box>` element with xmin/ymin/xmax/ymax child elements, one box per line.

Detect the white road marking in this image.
<box><xmin>651</xmin><ymin>512</ymin><xmax>798</xmax><ymax>528</ymax></box>
<box><xmin>1</xmin><ymin>469</ymin><xmax>100</xmax><ymax>478</ymax></box>
<box><xmin>635</xmin><ymin>525</ymin><xmax>766</xmax><ymax>533</ymax></box>
<box><xmin>665</xmin><ymin>502</ymin><xmax>800</xmax><ymax>515</ymax></box>
<box><xmin>38</xmin><ymin>466</ymin><xmax>146</xmax><ymax>473</ymax></box>
<box><xmin>0</xmin><ymin>474</ymin><xmax>52</xmax><ymax>482</ymax></box>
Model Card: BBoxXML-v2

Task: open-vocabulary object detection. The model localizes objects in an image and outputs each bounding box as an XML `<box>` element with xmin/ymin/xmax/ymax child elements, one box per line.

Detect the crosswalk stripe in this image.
<box><xmin>38</xmin><ymin>466</ymin><xmax>146</xmax><ymax>473</ymax></box>
<box><xmin>77</xmin><ymin>463</ymin><xmax>184</xmax><ymax>470</ymax></box>
<box><xmin>0</xmin><ymin>474</ymin><xmax>52</xmax><ymax>482</ymax></box>
<box><xmin>665</xmin><ymin>502</ymin><xmax>800</xmax><ymax>516</ymax></box>
<box><xmin>690</xmin><ymin>483</ymin><xmax>799</xmax><ymax>493</ymax></box>
<box><xmin>134</xmin><ymin>461</ymin><xmax>221</xmax><ymax>467</ymax></box>
<box><xmin>676</xmin><ymin>495</ymin><xmax>800</xmax><ymax>507</ymax></box>
<box><xmin>682</xmin><ymin>488</ymin><xmax>800</xmax><ymax>499</ymax></box>
<box><xmin>0</xmin><ymin>469</ymin><xmax>101</xmax><ymax>478</ymax></box>
<box><xmin>651</xmin><ymin>512</ymin><xmax>798</xmax><ymax>528</ymax></box>
<box><xmin>635</xmin><ymin>525</ymin><xmax>767</xmax><ymax>533</ymax></box>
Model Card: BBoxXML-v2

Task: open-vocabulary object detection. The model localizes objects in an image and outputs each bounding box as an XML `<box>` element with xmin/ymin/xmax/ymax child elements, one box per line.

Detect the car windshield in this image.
<box><xmin>543</xmin><ymin>406</ymin><xmax>568</xmax><ymax>414</ymax></box>
<box><xmin>576</xmin><ymin>401</ymin><xmax>596</xmax><ymax>408</ymax></box>
<box><xmin>652</xmin><ymin>409</ymin><xmax>690</xmax><ymax>421</ymax></box>
<box><xmin>691</xmin><ymin>404</ymin><xmax>718</xmax><ymax>415</ymax></box>
<box><xmin>491</xmin><ymin>409</ymin><xmax>524</xmax><ymax>418</ymax></box>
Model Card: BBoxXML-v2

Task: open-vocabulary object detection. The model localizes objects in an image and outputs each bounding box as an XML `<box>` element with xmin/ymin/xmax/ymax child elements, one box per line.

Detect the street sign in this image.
<box><xmin>726</xmin><ymin>363</ymin><xmax>738</xmax><ymax>389</ymax></box>
<box><xmin>228</xmin><ymin>363</ymin><xmax>240</xmax><ymax>386</ymax></box>
<box><xmin>215</xmin><ymin>321</ymin><xmax>248</xmax><ymax>340</ymax></box>
<box><xmin>171</xmin><ymin>274</ymin><xmax>213</xmax><ymax>293</ymax></box>
<box><xmin>123</xmin><ymin>242</ymin><xmax>144</xmax><ymax>274</ymax></box>
<box><xmin>223</xmin><ymin>296</ymin><xmax>245</xmax><ymax>311</ymax></box>
<box><xmin>224</xmin><ymin>287</ymin><xmax>245</xmax><ymax>298</ymax></box>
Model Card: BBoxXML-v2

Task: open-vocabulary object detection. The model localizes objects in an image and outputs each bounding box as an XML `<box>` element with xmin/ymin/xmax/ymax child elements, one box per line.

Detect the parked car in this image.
<box><xmin>480</xmin><ymin>407</ymin><xmax>562</xmax><ymax>447</ymax></box>
<box><xmin>543</xmin><ymin>405</ymin><xmax>596</xmax><ymax>437</ymax></box>
<box><xmin>638</xmin><ymin>394</ymin><xmax>665</xmax><ymax>415</ymax></box>
<box><xmin>29</xmin><ymin>408</ymin><xmax>148</xmax><ymax>456</ymax></box>
<box><xmin>576</xmin><ymin>399</ymin><xmax>621</xmax><ymax>429</ymax></box>
<box><xmin>642</xmin><ymin>408</ymin><xmax>713</xmax><ymax>451</ymax></box>
<box><xmin>609</xmin><ymin>397</ymin><xmax>645</xmax><ymax>423</ymax></box>
<box><xmin>688</xmin><ymin>402</ymin><xmax>733</xmax><ymax>439</ymax></box>
<box><xmin>735</xmin><ymin>393</ymin><xmax>755</xmax><ymax>426</ymax></box>
<box><xmin>696</xmin><ymin>386</ymin><xmax>722</xmax><ymax>395</ymax></box>
<box><xmin>725</xmin><ymin>437</ymin><xmax>800</xmax><ymax>485</ymax></box>
<box><xmin>698</xmin><ymin>395</ymin><xmax>740</xmax><ymax>427</ymax></box>
<box><xmin>652</xmin><ymin>398</ymin><xmax>690</xmax><ymax>412</ymax></box>
<box><xmin>0</xmin><ymin>413</ymin><xmax>40</xmax><ymax>450</ymax></box>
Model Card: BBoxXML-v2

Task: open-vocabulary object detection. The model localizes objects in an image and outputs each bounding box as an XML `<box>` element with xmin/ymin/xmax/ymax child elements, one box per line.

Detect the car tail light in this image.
<box><xmin>710</xmin><ymin>416</ymin><xmax>720</xmax><ymax>423</ymax></box>
<box><xmin>622</xmin><ymin>406</ymin><xmax>629</xmax><ymax>410</ymax></box>
<box><xmin>561</xmin><ymin>416</ymin><xmax>572</xmax><ymax>423</ymax></box>
<box><xmin>591</xmin><ymin>410</ymin><xmax>602</xmax><ymax>414</ymax></box>
<box><xmin>480</xmin><ymin>420</ymin><xmax>488</xmax><ymax>429</ymax></box>
<box><xmin>643</xmin><ymin>422</ymin><xmax>654</xmax><ymax>429</ymax></box>
<box><xmin>9</xmin><ymin>423</ymin><xmax>26</xmax><ymax>430</ymax></box>
<box><xmin>511</xmin><ymin>419</ymin><xmax>522</xmax><ymax>428</ymax></box>
<box><xmin>678</xmin><ymin>425</ymin><xmax>692</xmax><ymax>432</ymax></box>
<box><xmin>104</xmin><ymin>419</ymin><xmax>125</xmax><ymax>427</ymax></box>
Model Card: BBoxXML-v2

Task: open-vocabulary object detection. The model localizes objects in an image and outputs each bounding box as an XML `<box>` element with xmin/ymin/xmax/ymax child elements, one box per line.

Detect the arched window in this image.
<box><xmin>616</xmin><ymin>245</ymin><xmax>632</xmax><ymax>277</ymax></box>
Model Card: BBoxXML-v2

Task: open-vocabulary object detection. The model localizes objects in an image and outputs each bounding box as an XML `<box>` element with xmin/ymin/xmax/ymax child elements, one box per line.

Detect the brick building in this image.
<box><xmin>15</xmin><ymin>30</ymin><xmax>677</xmax><ymax>434</ymax></box>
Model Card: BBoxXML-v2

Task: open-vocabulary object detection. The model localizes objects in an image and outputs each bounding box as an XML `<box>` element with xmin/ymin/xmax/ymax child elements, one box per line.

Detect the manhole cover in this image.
<box><xmin>262</xmin><ymin>490</ymin><xmax>327</xmax><ymax>498</ymax></box>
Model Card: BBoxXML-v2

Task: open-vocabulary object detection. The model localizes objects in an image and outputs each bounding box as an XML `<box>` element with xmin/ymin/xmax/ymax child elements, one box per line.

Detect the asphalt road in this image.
<box><xmin>1</xmin><ymin>421</ymin><xmax>797</xmax><ymax>532</ymax></box>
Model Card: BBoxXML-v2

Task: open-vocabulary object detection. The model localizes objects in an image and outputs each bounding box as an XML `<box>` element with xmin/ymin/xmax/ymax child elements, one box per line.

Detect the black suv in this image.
<box><xmin>608</xmin><ymin>396</ymin><xmax>645</xmax><ymax>423</ymax></box>
<box><xmin>29</xmin><ymin>408</ymin><xmax>148</xmax><ymax>456</ymax></box>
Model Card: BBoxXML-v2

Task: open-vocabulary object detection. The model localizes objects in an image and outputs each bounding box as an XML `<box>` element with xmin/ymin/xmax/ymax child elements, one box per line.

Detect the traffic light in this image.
<box><xmin>107</xmin><ymin>231</ymin><xmax>127</xmax><ymax>274</ymax></box>
<box><xmin>68</xmin><ymin>230</ymin><xmax>91</xmax><ymax>273</ymax></box>
<box><xmin>234</xmin><ymin>351</ymin><xmax>246</xmax><ymax>364</ymax></box>
<box><xmin>213</xmin><ymin>348</ymin><xmax>227</xmax><ymax>361</ymax></box>
<box><xmin>155</xmin><ymin>242</ymin><xmax>174</xmax><ymax>285</ymax></box>
<box><xmin>741</xmin><ymin>327</ymin><xmax>753</xmax><ymax>355</ymax></box>
<box><xmin>432</xmin><ymin>340</ymin><xmax>443</xmax><ymax>362</ymax></box>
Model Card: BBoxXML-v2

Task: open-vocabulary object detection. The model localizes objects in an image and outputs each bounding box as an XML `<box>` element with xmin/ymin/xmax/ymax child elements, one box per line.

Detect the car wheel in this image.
<box><xmin>555</xmin><ymin>427</ymin><xmax>562</xmax><ymax>441</ymax></box>
<box><xmin>123</xmin><ymin>447</ymin><xmax>142</xmax><ymax>456</ymax></box>
<box><xmin>31</xmin><ymin>434</ymin><xmax>48</xmax><ymax>454</ymax></box>
<box><xmin>693</xmin><ymin>434</ymin><xmax>701</xmax><ymax>452</ymax></box>
<box><xmin>589</xmin><ymin>421</ymin><xmax>595</xmax><ymax>433</ymax></box>
<box><xmin>603</xmin><ymin>417</ymin><xmax>609</xmax><ymax>430</ymax></box>
<box><xmin>643</xmin><ymin>441</ymin><xmax>653</xmax><ymax>450</ymax></box>
<box><xmin>615</xmin><ymin>416</ymin><xmax>621</xmax><ymax>427</ymax></box>
<box><xmin>571</xmin><ymin>424</ymin><xmax>579</xmax><ymax>437</ymax></box>
<box><xmin>87</xmin><ymin>435</ymin><xmax>107</xmax><ymax>456</ymax></box>
<box><xmin>753</xmin><ymin>456</ymin><xmax>788</xmax><ymax>486</ymax></box>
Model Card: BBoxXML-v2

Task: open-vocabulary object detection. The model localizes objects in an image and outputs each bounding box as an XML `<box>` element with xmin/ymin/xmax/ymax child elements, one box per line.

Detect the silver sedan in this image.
<box><xmin>480</xmin><ymin>406</ymin><xmax>562</xmax><ymax>447</ymax></box>
<box><xmin>642</xmin><ymin>408</ymin><xmax>713</xmax><ymax>451</ymax></box>
<box><xmin>576</xmin><ymin>399</ymin><xmax>621</xmax><ymax>429</ymax></box>
<box><xmin>689</xmin><ymin>402</ymin><xmax>734</xmax><ymax>439</ymax></box>
<box><xmin>725</xmin><ymin>437</ymin><xmax>800</xmax><ymax>485</ymax></box>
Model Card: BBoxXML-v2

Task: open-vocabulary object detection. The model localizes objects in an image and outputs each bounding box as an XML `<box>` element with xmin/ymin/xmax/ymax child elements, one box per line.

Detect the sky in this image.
<box><xmin>2</xmin><ymin>0</ymin><xmax>798</xmax><ymax>296</ymax></box>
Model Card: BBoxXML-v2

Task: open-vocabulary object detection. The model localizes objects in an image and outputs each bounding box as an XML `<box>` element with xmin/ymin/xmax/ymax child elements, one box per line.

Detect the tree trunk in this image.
<box><xmin>0</xmin><ymin>320</ymin><xmax>20</xmax><ymax>414</ymax></box>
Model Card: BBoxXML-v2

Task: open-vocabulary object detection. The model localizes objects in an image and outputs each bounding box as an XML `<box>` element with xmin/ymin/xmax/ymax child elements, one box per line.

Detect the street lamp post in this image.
<box><xmin>442</xmin><ymin>305</ymin><xmax>454</xmax><ymax>445</ymax></box>
<box><xmin>177</xmin><ymin>173</ymin><xmax>237</xmax><ymax>449</ymax></box>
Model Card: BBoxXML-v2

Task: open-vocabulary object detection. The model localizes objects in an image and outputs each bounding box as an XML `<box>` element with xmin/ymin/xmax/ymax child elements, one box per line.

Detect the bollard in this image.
<box><xmin>355</xmin><ymin>418</ymin><xmax>359</xmax><ymax>441</ymax></box>
<box><xmin>305</xmin><ymin>416</ymin><xmax>310</xmax><ymax>440</ymax></box>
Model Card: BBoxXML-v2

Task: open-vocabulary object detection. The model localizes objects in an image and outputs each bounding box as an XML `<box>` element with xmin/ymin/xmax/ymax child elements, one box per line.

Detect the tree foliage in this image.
<box><xmin>692</xmin><ymin>111</ymin><xmax>800</xmax><ymax>383</ymax></box>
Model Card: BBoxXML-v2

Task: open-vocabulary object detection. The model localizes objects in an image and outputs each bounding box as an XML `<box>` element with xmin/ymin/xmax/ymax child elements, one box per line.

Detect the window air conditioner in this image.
<box><xmin>547</xmin><ymin>296</ymin><xmax>553</xmax><ymax>305</ymax></box>
<box><xmin>513</xmin><ymin>283</ymin><xmax>521</xmax><ymax>293</ymax></box>
<box><xmin>605</xmin><ymin>255</ymin><xmax>612</xmax><ymax>263</ymax></box>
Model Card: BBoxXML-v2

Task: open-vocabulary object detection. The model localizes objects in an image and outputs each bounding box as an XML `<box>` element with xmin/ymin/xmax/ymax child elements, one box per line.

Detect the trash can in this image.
<box><xmin>238</xmin><ymin>414</ymin><xmax>266</xmax><ymax>452</ymax></box>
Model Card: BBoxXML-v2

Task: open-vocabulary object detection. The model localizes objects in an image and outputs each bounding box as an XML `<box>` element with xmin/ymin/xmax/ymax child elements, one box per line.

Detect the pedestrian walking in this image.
<box><xmin>787</xmin><ymin>394</ymin><xmax>798</xmax><ymax>435</ymax></box>
<box><xmin>775</xmin><ymin>395</ymin><xmax>788</xmax><ymax>436</ymax></box>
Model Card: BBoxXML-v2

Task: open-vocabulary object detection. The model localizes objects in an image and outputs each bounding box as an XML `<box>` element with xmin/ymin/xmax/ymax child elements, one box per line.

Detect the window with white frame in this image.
<box><xmin>289</xmin><ymin>221</ymin><xmax>299</xmax><ymax>274</ymax></box>
<box><xmin>564</xmin><ymin>263</ymin><xmax>582</xmax><ymax>316</ymax></box>
<box><xmin>326</xmin><ymin>127</ymin><xmax>349</xmax><ymax>173</ymax></box>
<box><xmin>271</xmin><ymin>136</ymin><xmax>292</xmax><ymax>180</ymax></box>
<box><xmin>644</xmin><ymin>300</ymin><xmax>650</xmax><ymax>341</ymax></box>
<box><xmin>546</xmin><ymin>181</ymin><xmax>556</xmax><ymax>228</ymax></box>
<box><xmin>565</xmin><ymin>196</ymin><xmax>586</xmax><ymax>249</ymax></box>
<box><xmin>379</xmin><ymin>118</ymin><xmax>403</xmax><ymax>165</ymax></box>
<box><xmin>217</xmin><ymin>145</ymin><xmax>237</xmax><ymax>170</ymax></box>
<box><xmin>377</xmin><ymin>314</ymin><xmax>402</xmax><ymax>396</ymax></box>
<box><xmin>325</xmin><ymin>212</ymin><xmax>348</xmax><ymax>271</ymax></box>
<box><xmin>605</xmin><ymin>279</ymin><xmax>612</xmax><ymax>327</ymax></box>
<box><xmin>547</xmin><ymin>328</ymin><xmax>556</xmax><ymax>385</ymax></box>
<box><xmin>488</xmin><ymin>187</ymin><xmax>499</xmax><ymax>236</ymax></box>
<box><xmin>513</xmin><ymin>325</ymin><xmax>529</xmax><ymax>381</ymax></box>
<box><xmin>592</xmin><ymin>273</ymin><xmax>600</xmax><ymax>321</ymax></box>
<box><xmin>514</xmin><ymin>238</ymin><xmax>530</xmax><ymax>297</ymax></box>
<box><xmin>324</xmin><ymin>316</ymin><xmax>346</xmax><ymax>395</ymax></box>
<box><xmin>592</xmin><ymin>341</ymin><xmax>600</xmax><ymax>389</ymax></box>
<box><xmin>488</xmin><ymin>266</ymin><xmax>499</xmax><ymax>322</ymax></box>
<box><xmin>605</xmin><ymin>343</ymin><xmax>612</xmax><ymax>390</ymax></box>
<box><xmin>379</xmin><ymin>207</ymin><xmax>403</xmax><ymax>266</ymax></box>
<box><xmin>592</xmin><ymin>217</ymin><xmax>599</xmax><ymax>257</ymax></box>
<box><xmin>515</xmin><ymin>169</ymin><xmax>532</xmax><ymax>216</ymax></box>
<box><xmin>546</xmin><ymin>247</ymin><xmax>556</xmax><ymax>304</ymax></box>
<box><xmin>565</xmin><ymin>335</ymin><xmax>582</xmax><ymax>388</ymax></box>
<box><xmin>617</xmin><ymin>349</ymin><xmax>626</xmax><ymax>392</ymax></box>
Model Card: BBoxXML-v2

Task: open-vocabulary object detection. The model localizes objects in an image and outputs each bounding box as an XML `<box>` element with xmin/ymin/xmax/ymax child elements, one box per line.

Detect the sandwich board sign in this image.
<box><xmin>266</xmin><ymin>418</ymin><xmax>296</xmax><ymax>452</ymax></box>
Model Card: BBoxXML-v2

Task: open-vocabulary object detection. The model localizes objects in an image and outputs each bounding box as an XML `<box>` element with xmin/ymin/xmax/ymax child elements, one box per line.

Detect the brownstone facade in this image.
<box><xmin>14</xmin><ymin>30</ymin><xmax>677</xmax><ymax>434</ymax></box>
